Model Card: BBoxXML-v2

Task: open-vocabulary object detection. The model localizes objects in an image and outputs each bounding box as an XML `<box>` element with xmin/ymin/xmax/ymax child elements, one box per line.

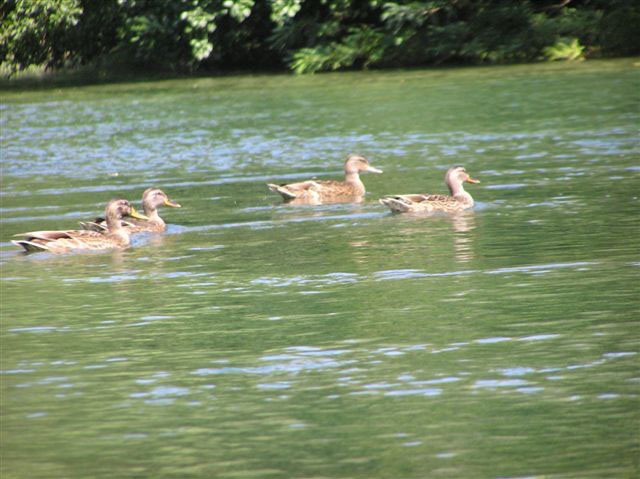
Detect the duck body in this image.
<box><xmin>267</xmin><ymin>154</ymin><xmax>382</xmax><ymax>204</ymax></box>
<box><xmin>13</xmin><ymin>200</ymin><xmax>148</xmax><ymax>254</ymax></box>
<box><xmin>380</xmin><ymin>166</ymin><xmax>479</xmax><ymax>214</ymax></box>
<box><xmin>81</xmin><ymin>188</ymin><xmax>181</xmax><ymax>233</ymax></box>
<box><xmin>268</xmin><ymin>179</ymin><xmax>363</xmax><ymax>205</ymax></box>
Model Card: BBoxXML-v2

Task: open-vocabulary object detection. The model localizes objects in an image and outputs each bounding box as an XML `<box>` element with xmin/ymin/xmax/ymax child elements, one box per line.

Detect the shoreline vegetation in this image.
<box><xmin>1</xmin><ymin>0</ymin><xmax>639</xmax><ymax>89</ymax></box>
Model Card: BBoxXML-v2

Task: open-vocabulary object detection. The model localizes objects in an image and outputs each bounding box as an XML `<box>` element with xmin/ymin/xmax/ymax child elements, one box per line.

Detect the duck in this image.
<box><xmin>380</xmin><ymin>166</ymin><xmax>480</xmax><ymax>213</ymax></box>
<box><xmin>81</xmin><ymin>188</ymin><xmax>181</xmax><ymax>233</ymax></box>
<box><xmin>12</xmin><ymin>199</ymin><xmax>149</xmax><ymax>254</ymax></box>
<box><xmin>267</xmin><ymin>154</ymin><xmax>383</xmax><ymax>204</ymax></box>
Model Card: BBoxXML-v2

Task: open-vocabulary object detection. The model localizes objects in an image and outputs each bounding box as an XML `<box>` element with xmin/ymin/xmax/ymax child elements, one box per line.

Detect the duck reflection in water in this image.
<box><xmin>384</xmin><ymin>210</ymin><xmax>477</xmax><ymax>263</ymax></box>
<box><xmin>450</xmin><ymin>212</ymin><xmax>476</xmax><ymax>263</ymax></box>
<box><xmin>267</xmin><ymin>154</ymin><xmax>383</xmax><ymax>205</ymax></box>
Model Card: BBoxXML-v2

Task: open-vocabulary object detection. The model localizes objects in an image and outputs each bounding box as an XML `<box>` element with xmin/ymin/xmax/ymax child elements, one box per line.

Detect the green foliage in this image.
<box><xmin>270</xmin><ymin>0</ymin><xmax>303</xmax><ymax>25</ymax></box>
<box><xmin>379</xmin><ymin>1</ymin><xmax>461</xmax><ymax>65</ymax></box>
<box><xmin>382</xmin><ymin>2</ymin><xmax>442</xmax><ymax>32</ymax></box>
<box><xmin>1</xmin><ymin>0</ymin><xmax>82</xmax><ymax>73</ymax></box>
<box><xmin>224</xmin><ymin>0</ymin><xmax>254</xmax><ymax>22</ymax></box>
<box><xmin>290</xmin><ymin>26</ymin><xmax>386</xmax><ymax>74</ymax></box>
<box><xmin>599</xmin><ymin>4</ymin><xmax>640</xmax><ymax>56</ymax></box>
<box><xmin>1</xmin><ymin>0</ymin><xmax>639</xmax><ymax>76</ymax></box>
<box><xmin>543</xmin><ymin>38</ymin><xmax>585</xmax><ymax>61</ymax></box>
<box><xmin>466</xmin><ymin>4</ymin><xmax>541</xmax><ymax>62</ymax></box>
<box><xmin>181</xmin><ymin>6</ymin><xmax>218</xmax><ymax>62</ymax></box>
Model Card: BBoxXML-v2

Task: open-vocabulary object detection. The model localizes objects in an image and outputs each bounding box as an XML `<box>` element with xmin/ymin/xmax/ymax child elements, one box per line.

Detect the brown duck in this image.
<box><xmin>12</xmin><ymin>199</ymin><xmax>149</xmax><ymax>254</ymax></box>
<box><xmin>81</xmin><ymin>188</ymin><xmax>181</xmax><ymax>233</ymax></box>
<box><xmin>380</xmin><ymin>166</ymin><xmax>480</xmax><ymax>213</ymax></box>
<box><xmin>267</xmin><ymin>154</ymin><xmax>383</xmax><ymax>204</ymax></box>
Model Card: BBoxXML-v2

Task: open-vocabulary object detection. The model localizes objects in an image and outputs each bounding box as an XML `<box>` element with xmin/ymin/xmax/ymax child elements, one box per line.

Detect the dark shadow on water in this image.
<box><xmin>0</xmin><ymin>61</ymin><xmax>292</xmax><ymax>92</ymax></box>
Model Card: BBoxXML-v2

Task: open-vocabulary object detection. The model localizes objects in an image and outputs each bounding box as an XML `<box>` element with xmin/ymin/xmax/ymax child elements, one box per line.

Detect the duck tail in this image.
<box><xmin>11</xmin><ymin>240</ymin><xmax>49</xmax><ymax>253</ymax></box>
<box><xmin>267</xmin><ymin>184</ymin><xmax>297</xmax><ymax>200</ymax></box>
<box><xmin>79</xmin><ymin>221</ymin><xmax>107</xmax><ymax>232</ymax></box>
<box><xmin>379</xmin><ymin>197</ymin><xmax>411</xmax><ymax>213</ymax></box>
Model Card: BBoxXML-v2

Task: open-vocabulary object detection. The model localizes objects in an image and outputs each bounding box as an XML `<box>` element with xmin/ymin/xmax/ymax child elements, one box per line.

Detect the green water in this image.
<box><xmin>1</xmin><ymin>59</ymin><xmax>639</xmax><ymax>478</ymax></box>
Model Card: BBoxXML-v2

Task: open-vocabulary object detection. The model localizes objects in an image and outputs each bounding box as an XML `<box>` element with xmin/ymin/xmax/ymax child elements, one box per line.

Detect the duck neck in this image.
<box><xmin>145</xmin><ymin>208</ymin><xmax>164</xmax><ymax>226</ymax></box>
<box><xmin>450</xmin><ymin>181</ymin><xmax>474</xmax><ymax>205</ymax></box>
<box><xmin>105</xmin><ymin>212</ymin><xmax>121</xmax><ymax>232</ymax></box>
<box><xmin>345</xmin><ymin>170</ymin><xmax>365</xmax><ymax>194</ymax></box>
<box><xmin>105</xmin><ymin>216</ymin><xmax>130</xmax><ymax>244</ymax></box>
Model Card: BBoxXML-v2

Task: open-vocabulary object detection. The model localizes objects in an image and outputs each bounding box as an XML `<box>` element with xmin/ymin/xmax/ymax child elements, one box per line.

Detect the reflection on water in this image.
<box><xmin>275</xmin><ymin>193</ymin><xmax>364</xmax><ymax>206</ymax></box>
<box><xmin>451</xmin><ymin>212</ymin><xmax>476</xmax><ymax>263</ymax></box>
<box><xmin>1</xmin><ymin>60</ymin><xmax>639</xmax><ymax>478</ymax></box>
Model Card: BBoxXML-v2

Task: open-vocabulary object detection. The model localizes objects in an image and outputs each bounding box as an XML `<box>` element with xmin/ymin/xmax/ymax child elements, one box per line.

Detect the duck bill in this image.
<box><xmin>129</xmin><ymin>207</ymin><xmax>149</xmax><ymax>221</ymax></box>
<box><xmin>164</xmin><ymin>198</ymin><xmax>182</xmax><ymax>208</ymax></box>
<box><xmin>366</xmin><ymin>166</ymin><xmax>383</xmax><ymax>174</ymax></box>
<box><xmin>466</xmin><ymin>177</ymin><xmax>480</xmax><ymax>184</ymax></box>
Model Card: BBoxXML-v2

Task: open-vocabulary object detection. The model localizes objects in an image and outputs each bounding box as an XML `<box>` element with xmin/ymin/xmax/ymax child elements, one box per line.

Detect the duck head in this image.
<box><xmin>105</xmin><ymin>199</ymin><xmax>149</xmax><ymax>229</ymax></box>
<box><xmin>344</xmin><ymin>154</ymin><xmax>383</xmax><ymax>175</ymax></box>
<box><xmin>445</xmin><ymin>166</ymin><xmax>479</xmax><ymax>194</ymax></box>
<box><xmin>142</xmin><ymin>188</ymin><xmax>182</xmax><ymax>214</ymax></box>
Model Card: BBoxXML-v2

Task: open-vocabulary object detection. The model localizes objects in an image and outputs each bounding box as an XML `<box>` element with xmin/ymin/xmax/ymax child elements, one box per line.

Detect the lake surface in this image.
<box><xmin>1</xmin><ymin>59</ymin><xmax>639</xmax><ymax>478</ymax></box>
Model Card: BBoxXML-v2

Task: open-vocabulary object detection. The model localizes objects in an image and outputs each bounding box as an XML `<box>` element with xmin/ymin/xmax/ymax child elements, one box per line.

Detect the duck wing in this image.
<box><xmin>382</xmin><ymin>194</ymin><xmax>433</xmax><ymax>204</ymax></box>
<box><xmin>14</xmin><ymin>229</ymin><xmax>124</xmax><ymax>252</ymax></box>
<box><xmin>267</xmin><ymin>180</ymin><xmax>322</xmax><ymax>199</ymax></box>
<box><xmin>15</xmin><ymin>230</ymin><xmax>77</xmax><ymax>241</ymax></box>
<box><xmin>311</xmin><ymin>180</ymin><xmax>359</xmax><ymax>196</ymax></box>
<box><xmin>79</xmin><ymin>218</ymin><xmax>108</xmax><ymax>232</ymax></box>
<box><xmin>380</xmin><ymin>193</ymin><xmax>459</xmax><ymax>213</ymax></box>
<box><xmin>420</xmin><ymin>194</ymin><xmax>466</xmax><ymax>211</ymax></box>
<box><xmin>12</xmin><ymin>230</ymin><xmax>90</xmax><ymax>253</ymax></box>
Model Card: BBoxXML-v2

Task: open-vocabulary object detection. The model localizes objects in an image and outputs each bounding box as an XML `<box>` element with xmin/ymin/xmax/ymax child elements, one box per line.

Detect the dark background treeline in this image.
<box><xmin>1</xmin><ymin>0</ymin><xmax>639</xmax><ymax>76</ymax></box>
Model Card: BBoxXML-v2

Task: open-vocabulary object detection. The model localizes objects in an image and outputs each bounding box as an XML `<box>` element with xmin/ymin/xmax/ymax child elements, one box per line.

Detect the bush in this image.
<box><xmin>0</xmin><ymin>0</ymin><xmax>82</xmax><ymax>73</ymax></box>
<box><xmin>599</xmin><ymin>4</ymin><xmax>640</xmax><ymax>56</ymax></box>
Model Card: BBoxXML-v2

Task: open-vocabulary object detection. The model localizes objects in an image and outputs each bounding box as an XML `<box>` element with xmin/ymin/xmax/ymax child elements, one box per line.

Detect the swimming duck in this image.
<box><xmin>380</xmin><ymin>166</ymin><xmax>480</xmax><ymax>213</ymax></box>
<box><xmin>12</xmin><ymin>199</ymin><xmax>149</xmax><ymax>254</ymax></box>
<box><xmin>81</xmin><ymin>188</ymin><xmax>181</xmax><ymax>233</ymax></box>
<box><xmin>267</xmin><ymin>154</ymin><xmax>383</xmax><ymax>204</ymax></box>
